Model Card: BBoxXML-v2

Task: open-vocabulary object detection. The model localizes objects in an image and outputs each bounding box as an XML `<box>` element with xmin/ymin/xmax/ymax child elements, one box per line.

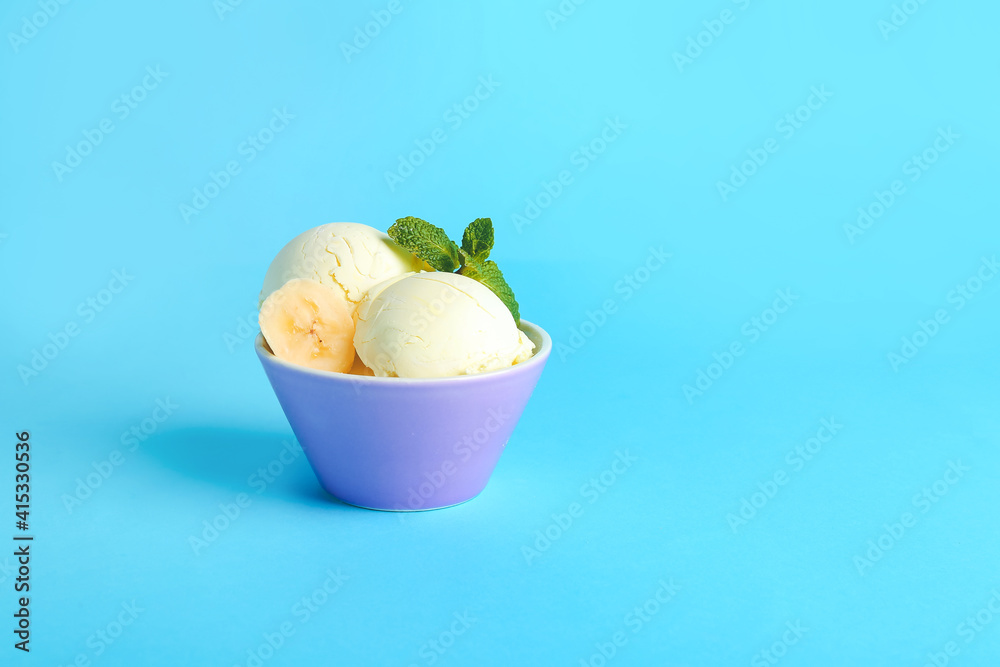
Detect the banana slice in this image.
<box><xmin>259</xmin><ymin>279</ymin><xmax>355</xmax><ymax>373</ymax></box>
<box><xmin>348</xmin><ymin>353</ymin><xmax>375</xmax><ymax>376</ymax></box>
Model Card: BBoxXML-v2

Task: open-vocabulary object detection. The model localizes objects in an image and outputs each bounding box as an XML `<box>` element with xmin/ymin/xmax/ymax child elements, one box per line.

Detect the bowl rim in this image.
<box><xmin>255</xmin><ymin>319</ymin><xmax>552</xmax><ymax>385</ymax></box>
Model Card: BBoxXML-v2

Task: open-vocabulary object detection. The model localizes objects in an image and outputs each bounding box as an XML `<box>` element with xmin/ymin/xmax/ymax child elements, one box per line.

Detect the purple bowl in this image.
<box><xmin>254</xmin><ymin>321</ymin><xmax>550</xmax><ymax>511</ymax></box>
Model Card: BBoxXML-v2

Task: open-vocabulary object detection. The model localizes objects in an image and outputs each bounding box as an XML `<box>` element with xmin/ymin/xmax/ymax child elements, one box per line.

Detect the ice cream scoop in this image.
<box><xmin>259</xmin><ymin>222</ymin><xmax>428</xmax><ymax>311</ymax></box>
<box><xmin>354</xmin><ymin>272</ymin><xmax>535</xmax><ymax>378</ymax></box>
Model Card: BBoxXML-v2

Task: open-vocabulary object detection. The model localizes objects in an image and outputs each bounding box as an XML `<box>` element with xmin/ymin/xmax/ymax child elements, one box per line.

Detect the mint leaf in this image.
<box><xmin>461</xmin><ymin>218</ymin><xmax>494</xmax><ymax>261</ymax></box>
<box><xmin>459</xmin><ymin>252</ymin><xmax>520</xmax><ymax>325</ymax></box>
<box><xmin>391</xmin><ymin>215</ymin><xmax>522</xmax><ymax>324</ymax></box>
<box><xmin>388</xmin><ymin>217</ymin><xmax>461</xmax><ymax>272</ymax></box>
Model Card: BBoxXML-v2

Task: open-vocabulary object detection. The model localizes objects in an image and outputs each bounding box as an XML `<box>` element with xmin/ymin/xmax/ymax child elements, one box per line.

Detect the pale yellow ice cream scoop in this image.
<box><xmin>354</xmin><ymin>272</ymin><xmax>535</xmax><ymax>378</ymax></box>
<box><xmin>259</xmin><ymin>222</ymin><xmax>428</xmax><ymax>311</ymax></box>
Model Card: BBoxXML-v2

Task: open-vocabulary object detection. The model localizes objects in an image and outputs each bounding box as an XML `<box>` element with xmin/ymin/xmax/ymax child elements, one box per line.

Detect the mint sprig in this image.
<box><xmin>461</xmin><ymin>217</ymin><xmax>494</xmax><ymax>261</ymax></box>
<box><xmin>388</xmin><ymin>216</ymin><xmax>521</xmax><ymax>325</ymax></box>
<box><xmin>388</xmin><ymin>216</ymin><xmax>461</xmax><ymax>272</ymax></box>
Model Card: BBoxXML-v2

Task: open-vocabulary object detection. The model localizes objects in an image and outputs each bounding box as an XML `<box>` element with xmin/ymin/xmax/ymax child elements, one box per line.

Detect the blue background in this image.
<box><xmin>2</xmin><ymin>0</ymin><xmax>999</xmax><ymax>665</ymax></box>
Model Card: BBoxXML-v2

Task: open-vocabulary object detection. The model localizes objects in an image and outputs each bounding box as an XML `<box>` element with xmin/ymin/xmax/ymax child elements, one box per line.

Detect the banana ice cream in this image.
<box><xmin>258</xmin><ymin>217</ymin><xmax>535</xmax><ymax>378</ymax></box>
<box><xmin>259</xmin><ymin>222</ymin><xmax>427</xmax><ymax>310</ymax></box>
<box><xmin>354</xmin><ymin>272</ymin><xmax>534</xmax><ymax>378</ymax></box>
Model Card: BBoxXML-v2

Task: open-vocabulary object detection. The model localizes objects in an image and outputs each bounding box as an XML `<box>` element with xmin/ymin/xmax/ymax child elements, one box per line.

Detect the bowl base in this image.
<box><xmin>324</xmin><ymin>488</ymin><xmax>485</xmax><ymax>512</ymax></box>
